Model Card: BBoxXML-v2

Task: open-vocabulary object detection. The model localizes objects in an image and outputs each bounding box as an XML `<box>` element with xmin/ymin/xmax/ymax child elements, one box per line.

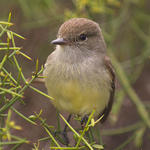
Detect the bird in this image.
<box><xmin>43</xmin><ymin>18</ymin><xmax>115</xmax><ymax>123</ymax></box>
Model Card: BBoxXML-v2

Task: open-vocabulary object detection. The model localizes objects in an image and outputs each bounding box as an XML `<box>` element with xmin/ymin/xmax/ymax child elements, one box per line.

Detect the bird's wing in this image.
<box><xmin>100</xmin><ymin>56</ymin><xmax>115</xmax><ymax>123</ymax></box>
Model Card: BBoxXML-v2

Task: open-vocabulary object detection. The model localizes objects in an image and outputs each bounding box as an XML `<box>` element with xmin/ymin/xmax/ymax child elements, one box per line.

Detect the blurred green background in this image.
<box><xmin>0</xmin><ymin>0</ymin><xmax>150</xmax><ymax>150</ymax></box>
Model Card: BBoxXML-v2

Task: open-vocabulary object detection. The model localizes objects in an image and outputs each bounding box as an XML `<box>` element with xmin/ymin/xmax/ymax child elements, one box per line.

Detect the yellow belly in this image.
<box><xmin>47</xmin><ymin>80</ymin><xmax>110</xmax><ymax>116</ymax></box>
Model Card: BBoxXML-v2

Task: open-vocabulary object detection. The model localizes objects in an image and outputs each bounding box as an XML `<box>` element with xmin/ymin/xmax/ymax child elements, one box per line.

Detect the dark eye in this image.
<box><xmin>79</xmin><ymin>34</ymin><xmax>87</xmax><ymax>41</ymax></box>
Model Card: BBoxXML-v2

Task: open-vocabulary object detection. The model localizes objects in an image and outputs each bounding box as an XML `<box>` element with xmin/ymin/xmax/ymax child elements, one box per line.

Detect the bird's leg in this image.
<box><xmin>81</xmin><ymin>115</ymin><xmax>95</xmax><ymax>143</ymax></box>
<box><xmin>54</xmin><ymin>114</ymin><xmax>72</xmax><ymax>145</ymax></box>
<box><xmin>62</xmin><ymin>114</ymin><xmax>72</xmax><ymax>145</ymax></box>
<box><xmin>81</xmin><ymin>114</ymin><xmax>89</xmax><ymax>129</ymax></box>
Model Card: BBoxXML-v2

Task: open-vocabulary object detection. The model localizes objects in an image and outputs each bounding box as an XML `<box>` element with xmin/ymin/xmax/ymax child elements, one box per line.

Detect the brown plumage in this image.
<box><xmin>44</xmin><ymin>18</ymin><xmax>115</xmax><ymax>122</ymax></box>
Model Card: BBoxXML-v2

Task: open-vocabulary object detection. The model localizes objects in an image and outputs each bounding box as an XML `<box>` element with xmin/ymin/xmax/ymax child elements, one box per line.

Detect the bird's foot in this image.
<box><xmin>81</xmin><ymin>115</ymin><xmax>89</xmax><ymax>128</ymax></box>
<box><xmin>54</xmin><ymin>130</ymin><xmax>69</xmax><ymax>145</ymax></box>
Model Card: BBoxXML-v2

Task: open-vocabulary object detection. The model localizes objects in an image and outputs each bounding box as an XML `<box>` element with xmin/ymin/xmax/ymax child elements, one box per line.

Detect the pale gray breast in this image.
<box><xmin>43</xmin><ymin>45</ymin><xmax>111</xmax><ymax>91</ymax></box>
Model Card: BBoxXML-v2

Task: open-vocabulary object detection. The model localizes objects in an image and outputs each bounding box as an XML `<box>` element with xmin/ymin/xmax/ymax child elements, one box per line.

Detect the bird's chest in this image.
<box><xmin>44</xmin><ymin>59</ymin><xmax>110</xmax><ymax>115</ymax></box>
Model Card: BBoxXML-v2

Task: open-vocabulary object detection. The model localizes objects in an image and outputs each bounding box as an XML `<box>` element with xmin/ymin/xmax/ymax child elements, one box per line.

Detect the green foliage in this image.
<box><xmin>0</xmin><ymin>0</ymin><xmax>150</xmax><ymax>149</ymax></box>
<box><xmin>0</xmin><ymin>13</ymin><xmax>43</xmax><ymax>149</ymax></box>
<box><xmin>65</xmin><ymin>0</ymin><xmax>121</xmax><ymax>18</ymax></box>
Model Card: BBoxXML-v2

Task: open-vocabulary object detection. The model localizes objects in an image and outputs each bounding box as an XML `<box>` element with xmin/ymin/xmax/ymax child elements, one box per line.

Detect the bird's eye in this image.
<box><xmin>79</xmin><ymin>34</ymin><xmax>87</xmax><ymax>41</ymax></box>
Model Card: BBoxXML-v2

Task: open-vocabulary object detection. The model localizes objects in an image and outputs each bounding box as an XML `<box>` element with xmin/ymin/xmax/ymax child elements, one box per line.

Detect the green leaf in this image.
<box><xmin>92</xmin><ymin>144</ymin><xmax>104</xmax><ymax>149</ymax></box>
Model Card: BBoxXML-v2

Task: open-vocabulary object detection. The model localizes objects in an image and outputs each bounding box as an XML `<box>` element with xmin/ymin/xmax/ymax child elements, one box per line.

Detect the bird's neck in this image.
<box><xmin>55</xmin><ymin>45</ymin><xmax>99</xmax><ymax>64</ymax></box>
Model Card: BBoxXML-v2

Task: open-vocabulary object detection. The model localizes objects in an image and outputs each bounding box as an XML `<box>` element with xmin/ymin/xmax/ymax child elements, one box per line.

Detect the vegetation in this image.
<box><xmin>0</xmin><ymin>0</ymin><xmax>150</xmax><ymax>149</ymax></box>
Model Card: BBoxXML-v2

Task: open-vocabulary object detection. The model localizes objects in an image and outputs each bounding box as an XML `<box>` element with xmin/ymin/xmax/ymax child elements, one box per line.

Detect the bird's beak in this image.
<box><xmin>51</xmin><ymin>38</ymin><xmax>67</xmax><ymax>45</ymax></box>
